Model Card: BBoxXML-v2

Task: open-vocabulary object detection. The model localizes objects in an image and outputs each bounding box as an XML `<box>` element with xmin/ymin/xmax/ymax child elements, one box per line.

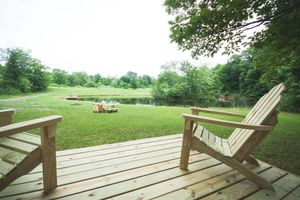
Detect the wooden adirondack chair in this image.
<box><xmin>0</xmin><ymin>109</ymin><xmax>63</xmax><ymax>193</ymax></box>
<box><xmin>180</xmin><ymin>83</ymin><xmax>285</xmax><ymax>191</ymax></box>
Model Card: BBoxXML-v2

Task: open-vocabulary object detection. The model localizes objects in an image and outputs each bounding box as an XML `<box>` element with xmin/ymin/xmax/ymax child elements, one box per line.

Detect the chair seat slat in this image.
<box><xmin>8</xmin><ymin>133</ymin><xmax>40</xmax><ymax>146</ymax></box>
<box><xmin>0</xmin><ymin>160</ymin><xmax>15</xmax><ymax>175</ymax></box>
<box><xmin>0</xmin><ymin>147</ymin><xmax>27</xmax><ymax>165</ymax></box>
<box><xmin>201</xmin><ymin>128</ymin><xmax>209</xmax><ymax>145</ymax></box>
<box><xmin>180</xmin><ymin>83</ymin><xmax>284</xmax><ymax>191</ymax></box>
<box><xmin>215</xmin><ymin>136</ymin><xmax>223</xmax><ymax>153</ymax></box>
<box><xmin>0</xmin><ymin>137</ymin><xmax>39</xmax><ymax>154</ymax></box>
<box><xmin>193</xmin><ymin>126</ymin><xmax>231</xmax><ymax>156</ymax></box>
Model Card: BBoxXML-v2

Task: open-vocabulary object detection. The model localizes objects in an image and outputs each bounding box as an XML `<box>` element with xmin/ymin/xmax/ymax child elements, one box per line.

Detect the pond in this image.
<box><xmin>77</xmin><ymin>97</ymin><xmax>162</xmax><ymax>106</ymax></box>
<box><xmin>76</xmin><ymin>96</ymin><xmax>234</xmax><ymax>107</ymax></box>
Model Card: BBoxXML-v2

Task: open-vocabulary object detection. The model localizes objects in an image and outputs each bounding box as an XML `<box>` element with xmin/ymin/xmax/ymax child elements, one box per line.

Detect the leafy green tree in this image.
<box><xmin>108</xmin><ymin>73</ymin><xmax>153</xmax><ymax>89</ymax></box>
<box><xmin>167</xmin><ymin>82</ymin><xmax>187</xmax><ymax>103</ymax></box>
<box><xmin>0</xmin><ymin>48</ymin><xmax>49</xmax><ymax>93</ymax></box>
<box><xmin>180</xmin><ymin>61</ymin><xmax>216</xmax><ymax>105</ymax></box>
<box><xmin>85</xmin><ymin>80</ymin><xmax>98</xmax><ymax>87</ymax></box>
<box><xmin>67</xmin><ymin>75</ymin><xmax>76</xmax><ymax>87</ymax></box>
<box><xmin>139</xmin><ymin>75</ymin><xmax>153</xmax><ymax>88</ymax></box>
<box><xmin>151</xmin><ymin>81</ymin><xmax>169</xmax><ymax>101</ymax></box>
<box><xmin>157</xmin><ymin>71</ymin><xmax>181</xmax><ymax>88</ymax></box>
<box><xmin>215</xmin><ymin>49</ymin><xmax>268</xmax><ymax>106</ymax></box>
<box><xmin>52</xmin><ymin>69</ymin><xmax>69</xmax><ymax>85</ymax></box>
<box><xmin>164</xmin><ymin>0</ymin><xmax>300</xmax><ymax>57</ymax></box>
<box><xmin>102</xmin><ymin>77</ymin><xmax>114</xmax><ymax>86</ymax></box>
<box><xmin>72</xmin><ymin>72</ymin><xmax>89</xmax><ymax>86</ymax></box>
<box><xmin>110</xmin><ymin>79</ymin><xmax>120</xmax><ymax>88</ymax></box>
<box><xmin>0</xmin><ymin>64</ymin><xmax>5</xmax><ymax>87</ymax></box>
<box><xmin>258</xmin><ymin>59</ymin><xmax>300</xmax><ymax>112</ymax></box>
<box><xmin>217</xmin><ymin>55</ymin><xmax>243</xmax><ymax>94</ymax></box>
<box><xmin>1</xmin><ymin>48</ymin><xmax>31</xmax><ymax>90</ymax></box>
<box><xmin>93</xmin><ymin>73</ymin><xmax>102</xmax><ymax>84</ymax></box>
<box><xmin>164</xmin><ymin>0</ymin><xmax>300</xmax><ymax>111</ymax></box>
<box><xmin>152</xmin><ymin>63</ymin><xmax>181</xmax><ymax>102</ymax></box>
<box><xmin>153</xmin><ymin>61</ymin><xmax>217</xmax><ymax>106</ymax></box>
<box><xmin>26</xmin><ymin>59</ymin><xmax>48</xmax><ymax>92</ymax></box>
<box><xmin>120</xmin><ymin>71</ymin><xmax>139</xmax><ymax>89</ymax></box>
<box><xmin>252</xmin><ymin>1</ymin><xmax>300</xmax><ymax>75</ymax></box>
<box><xmin>213</xmin><ymin>48</ymin><xmax>300</xmax><ymax>110</ymax></box>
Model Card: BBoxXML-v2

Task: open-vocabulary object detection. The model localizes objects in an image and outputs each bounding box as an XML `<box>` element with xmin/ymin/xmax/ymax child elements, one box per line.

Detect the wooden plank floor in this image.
<box><xmin>0</xmin><ymin>134</ymin><xmax>299</xmax><ymax>200</ymax></box>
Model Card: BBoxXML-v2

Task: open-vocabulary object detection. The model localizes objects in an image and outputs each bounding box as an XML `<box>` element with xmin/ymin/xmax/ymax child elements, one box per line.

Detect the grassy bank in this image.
<box><xmin>47</xmin><ymin>85</ymin><xmax>152</xmax><ymax>97</ymax></box>
<box><xmin>0</xmin><ymin>85</ymin><xmax>152</xmax><ymax>99</ymax></box>
<box><xmin>0</xmin><ymin>86</ymin><xmax>299</xmax><ymax>175</ymax></box>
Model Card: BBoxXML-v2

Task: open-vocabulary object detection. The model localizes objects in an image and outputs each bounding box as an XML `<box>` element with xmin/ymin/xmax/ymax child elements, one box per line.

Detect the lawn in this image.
<box><xmin>0</xmin><ymin>85</ymin><xmax>152</xmax><ymax>100</ymax></box>
<box><xmin>0</xmin><ymin>86</ymin><xmax>299</xmax><ymax>175</ymax></box>
<box><xmin>47</xmin><ymin>85</ymin><xmax>152</xmax><ymax>98</ymax></box>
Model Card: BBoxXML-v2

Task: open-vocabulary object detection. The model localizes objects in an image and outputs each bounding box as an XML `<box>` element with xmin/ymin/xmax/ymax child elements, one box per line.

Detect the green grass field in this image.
<box><xmin>0</xmin><ymin>85</ymin><xmax>152</xmax><ymax>99</ymax></box>
<box><xmin>47</xmin><ymin>85</ymin><xmax>152</xmax><ymax>97</ymax></box>
<box><xmin>0</xmin><ymin>86</ymin><xmax>299</xmax><ymax>175</ymax></box>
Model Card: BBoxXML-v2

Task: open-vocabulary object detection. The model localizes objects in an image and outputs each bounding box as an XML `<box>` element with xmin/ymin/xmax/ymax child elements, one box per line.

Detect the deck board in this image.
<box><xmin>0</xmin><ymin>134</ymin><xmax>299</xmax><ymax>200</ymax></box>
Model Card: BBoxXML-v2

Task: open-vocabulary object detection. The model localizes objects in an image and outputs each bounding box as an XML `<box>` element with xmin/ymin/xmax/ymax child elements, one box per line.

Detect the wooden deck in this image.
<box><xmin>0</xmin><ymin>134</ymin><xmax>299</xmax><ymax>200</ymax></box>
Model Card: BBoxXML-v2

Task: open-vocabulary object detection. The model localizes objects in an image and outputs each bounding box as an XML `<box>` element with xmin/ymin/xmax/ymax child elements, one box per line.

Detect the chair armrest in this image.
<box><xmin>182</xmin><ymin>114</ymin><xmax>272</xmax><ymax>131</ymax></box>
<box><xmin>190</xmin><ymin>107</ymin><xmax>246</xmax><ymax>118</ymax></box>
<box><xmin>0</xmin><ymin>115</ymin><xmax>63</xmax><ymax>138</ymax></box>
<box><xmin>0</xmin><ymin>109</ymin><xmax>16</xmax><ymax>126</ymax></box>
<box><xmin>0</xmin><ymin>109</ymin><xmax>16</xmax><ymax>115</ymax></box>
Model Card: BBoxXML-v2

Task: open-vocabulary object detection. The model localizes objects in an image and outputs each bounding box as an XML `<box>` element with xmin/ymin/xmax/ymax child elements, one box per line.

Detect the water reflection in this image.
<box><xmin>78</xmin><ymin>97</ymin><xmax>160</xmax><ymax>105</ymax></box>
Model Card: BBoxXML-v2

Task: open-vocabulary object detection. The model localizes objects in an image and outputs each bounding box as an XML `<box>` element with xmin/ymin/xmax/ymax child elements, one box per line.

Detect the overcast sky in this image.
<box><xmin>0</xmin><ymin>0</ymin><xmax>230</xmax><ymax>77</ymax></box>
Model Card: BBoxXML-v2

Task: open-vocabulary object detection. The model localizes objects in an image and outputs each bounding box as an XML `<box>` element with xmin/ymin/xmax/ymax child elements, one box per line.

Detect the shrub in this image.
<box><xmin>85</xmin><ymin>81</ymin><xmax>98</xmax><ymax>87</ymax></box>
<box><xmin>0</xmin><ymin>87</ymin><xmax>22</xmax><ymax>95</ymax></box>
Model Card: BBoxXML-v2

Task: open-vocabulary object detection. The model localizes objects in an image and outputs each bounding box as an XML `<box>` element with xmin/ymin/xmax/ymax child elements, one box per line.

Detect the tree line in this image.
<box><xmin>162</xmin><ymin>0</ymin><xmax>300</xmax><ymax>112</ymax></box>
<box><xmin>0</xmin><ymin>47</ymin><xmax>299</xmax><ymax>112</ymax></box>
<box><xmin>152</xmin><ymin>61</ymin><xmax>217</xmax><ymax>107</ymax></box>
<box><xmin>0</xmin><ymin>48</ymin><xmax>153</xmax><ymax>95</ymax></box>
<box><xmin>0</xmin><ymin>48</ymin><xmax>48</xmax><ymax>94</ymax></box>
<box><xmin>153</xmin><ymin>47</ymin><xmax>300</xmax><ymax>112</ymax></box>
<box><xmin>51</xmin><ymin>70</ymin><xmax>153</xmax><ymax>89</ymax></box>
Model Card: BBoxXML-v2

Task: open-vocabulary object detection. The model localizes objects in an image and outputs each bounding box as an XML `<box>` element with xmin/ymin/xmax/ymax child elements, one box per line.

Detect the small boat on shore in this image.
<box><xmin>66</xmin><ymin>95</ymin><xmax>78</xmax><ymax>100</ymax></box>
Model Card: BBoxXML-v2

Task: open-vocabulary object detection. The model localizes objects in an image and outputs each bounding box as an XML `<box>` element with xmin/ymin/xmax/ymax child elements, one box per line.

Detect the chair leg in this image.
<box><xmin>41</xmin><ymin>125</ymin><xmax>58</xmax><ymax>194</ymax></box>
<box><xmin>188</xmin><ymin>133</ymin><xmax>274</xmax><ymax>191</ymax></box>
<box><xmin>225</xmin><ymin>158</ymin><xmax>275</xmax><ymax>191</ymax></box>
<box><xmin>180</xmin><ymin>120</ymin><xmax>194</xmax><ymax>171</ymax></box>
<box><xmin>0</xmin><ymin>148</ymin><xmax>41</xmax><ymax>192</ymax></box>
<box><xmin>244</xmin><ymin>155</ymin><xmax>259</xmax><ymax>166</ymax></box>
<box><xmin>180</xmin><ymin>136</ymin><xmax>191</xmax><ymax>171</ymax></box>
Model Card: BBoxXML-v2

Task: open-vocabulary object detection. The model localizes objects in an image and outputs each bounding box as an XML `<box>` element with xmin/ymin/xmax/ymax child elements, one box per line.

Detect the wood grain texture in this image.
<box><xmin>0</xmin><ymin>110</ymin><xmax>62</xmax><ymax>194</ymax></box>
<box><xmin>182</xmin><ymin>114</ymin><xmax>273</xmax><ymax>131</ymax></box>
<box><xmin>0</xmin><ymin>115</ymin><xmax>62</xmax><ymax>138</ymax></box>
<box><xmin>0</xmin><ymin>109</ymin><xmax>15</xmax><ymax>127</ymax></box>
<box><xmin>41</xmin><ymin>125</ymin><xmax>58</xmax><ymax>193</ymax></box>
<box><xmin>179</xmin><ymin>119</ymin><xmax>194</xmax><ymax>170</ymax></box>
<box><xmin>180</xmin><ymin>83</ymin><xmax>285</xmax><ymax>191</ymax></box>
<box><xmin>0</xmin><ymin>134</ymin><xmax>298</xmax><ymax>200</ymax></box>
<box><xmin>190</xmin><ymin>107</ymin><xmax>246</xmax><ymax>118</ymax></box>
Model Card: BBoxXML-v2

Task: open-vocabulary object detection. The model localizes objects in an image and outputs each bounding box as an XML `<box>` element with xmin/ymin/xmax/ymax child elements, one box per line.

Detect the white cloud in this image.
<box><xmin>0</xmin><ymin>0</ymin><xmax>230</xmax><ymax>77</ymax></box>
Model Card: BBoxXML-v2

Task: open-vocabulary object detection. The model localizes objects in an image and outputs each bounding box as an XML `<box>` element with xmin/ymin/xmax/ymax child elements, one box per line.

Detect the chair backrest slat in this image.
<box><xmin>231</xmin><ymin>95</ymin><xmax>281</xmax><ymax>155</ymax></box>
<box><xmin>228</xmin><ymin>83</ymin><xmax>284</xmax><ymax>156</ymax></box>
<box><xmin>228</xmin><ymin>84</ymin><xmax>281</xmax><ymax>145</ymax></box>
<box><xmin>244</xmin><ymin>84</ymin><xmax>283</xmax><ymax>124</ymax></box>
<box><xmin>228</xmin><ymin>93</ymin><xmax>268</xmax><ymax>145</ymax></box>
